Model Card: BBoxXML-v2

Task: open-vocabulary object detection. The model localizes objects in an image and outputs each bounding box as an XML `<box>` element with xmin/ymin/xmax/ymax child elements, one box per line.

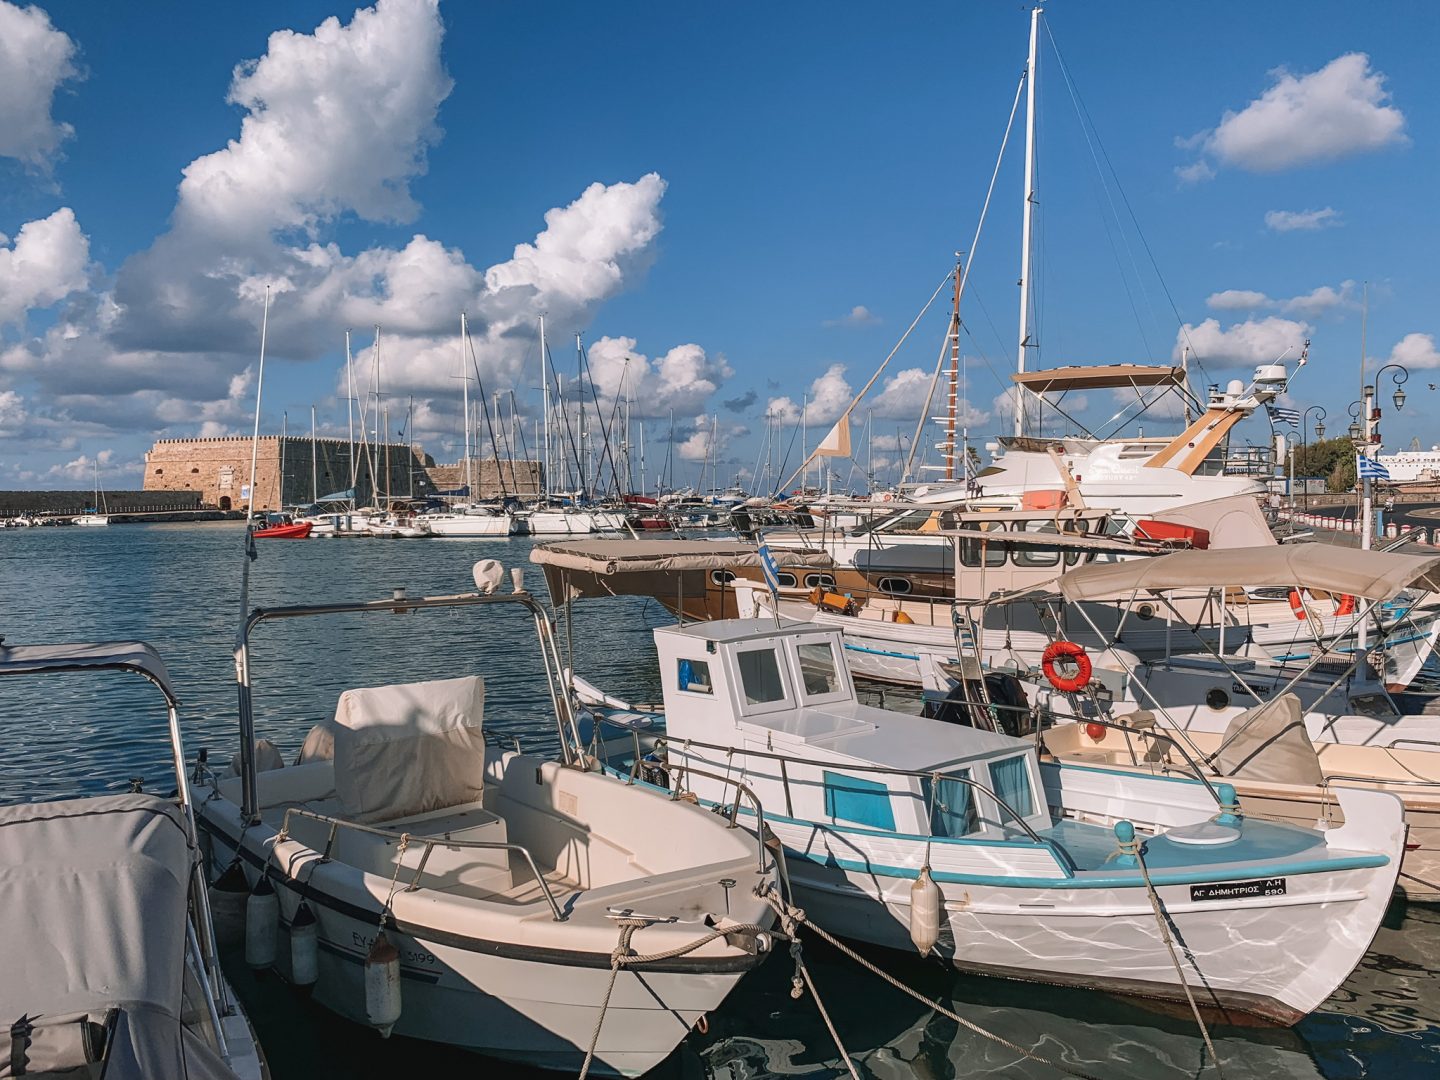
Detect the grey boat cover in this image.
<box><xmin>1060</xmin><ymin>542</ymin><xmax>1440</xmax><ymax>603</ymax></box>
<box><xmin>1210</xmin><ymin>693</ymin><xmax>1325</xmax><ymax>787</ymax></box>
<box><xmin>0</xmin><ymin>793</ymin><xmax>234</xmax><ymax>1079</ymax></box>
<box><xmin>0</xmin><ymin>641</ymin><xmax>178</xmax><ymax>705</ymax></box>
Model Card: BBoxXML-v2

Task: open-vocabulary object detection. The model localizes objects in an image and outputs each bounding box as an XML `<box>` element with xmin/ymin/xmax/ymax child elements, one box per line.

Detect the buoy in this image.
<box><xmin>893</xmin><ymin>610</ymin><xmax>914</xmax><ymax>624</ymax></box>
<box><xmin>1041</xmin><ymin>640</ymin><xmax>1092</xmax><ymax>693</ymax></box>
<box><xmin>909</xmin><ymin>866</ymin><xmax>941</xmax><ymax>955</ymax></box>
<box><xmin>289</xmin><ymin>901</ymin><xmax>319</xmax><ymax>994</ymax></box>
<box><xmin>208</xmin><ymin>859</ymin><xmax>250</xmax><ymax>949</ymax></box>
<box><xmin>245</xmin><ymin>874</ymin><xmax>279</xmax><ymax>973</ymax></box>
<box><xmin>1084</xmin><ymin>721</ymin><xmax>1106</xmax><ymax>742</ymax></box>
<box><xmin>365</xmin><ymin>931</ymin><xmax>403</xmax><ymax>1037</ymax></box>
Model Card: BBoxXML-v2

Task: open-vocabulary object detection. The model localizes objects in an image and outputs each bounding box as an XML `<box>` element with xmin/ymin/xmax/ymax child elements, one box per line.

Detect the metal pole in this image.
<box><xmin>1014</xmin><ymin>5</ymin><xmax>1041</xmax><ymax>438</ymax></box>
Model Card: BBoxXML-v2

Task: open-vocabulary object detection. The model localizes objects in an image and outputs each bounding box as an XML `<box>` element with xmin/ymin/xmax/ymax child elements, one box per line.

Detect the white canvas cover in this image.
<box><xmin>1210</xmin><ymin>693</ymin><xmax>1325</xmax><ymax>787</ymax></box>
<box><xmin>331</xmin><ymin>675</ymin><xmax>487</xmax><ymax>822</ymax></box>
<box><xmin>1149</xmin><ymin>494</ymin><xmax>1277</xmax><ymax>550</ymax></box>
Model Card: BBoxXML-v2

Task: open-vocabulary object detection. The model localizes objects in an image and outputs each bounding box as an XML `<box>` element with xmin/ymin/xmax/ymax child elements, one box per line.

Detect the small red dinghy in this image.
<box><xmin>253</xmin><ymin>521</ymin><xmax>312</xmax><ymax>539</ymax></box>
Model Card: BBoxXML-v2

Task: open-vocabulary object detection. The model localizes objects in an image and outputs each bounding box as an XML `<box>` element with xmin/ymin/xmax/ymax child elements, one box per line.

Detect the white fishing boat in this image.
<box><xmin>195</xmin><ymin>565</ymin><xmax>776</xmax><ymax>1075</ymax></box>
<box><xmin>1011</xmin><ymin>543</ymin><xmax>1440</xmax><ymax>900</ymax></box>
<box><xmin>364</xmin><ymin>511</ymin><xmax>431</xmax><ymax>538</ymax></box>
<box><xmin>0</xmin><ymin>642</ymin><xmax>266</xmax><ymax>1079</ymax></box>
<box><xmin>572</xmin><ymin>617</ymin><xmax>1403</xmax><ymax>1025</ymax></box>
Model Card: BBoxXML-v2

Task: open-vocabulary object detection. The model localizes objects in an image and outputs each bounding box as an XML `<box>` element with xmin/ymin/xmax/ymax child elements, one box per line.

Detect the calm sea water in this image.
<box><xmin>1</xmin><ymin>522</ymin><xmax>1437</xmax><ymax>1078</ymax></box>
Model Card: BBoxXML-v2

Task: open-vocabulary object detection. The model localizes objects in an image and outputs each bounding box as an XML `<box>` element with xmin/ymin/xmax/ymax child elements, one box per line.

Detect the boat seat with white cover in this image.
<box><xmin>1210</xmin><ymin>692</ymin><xmax>1325</xmax><ymax>787</ymax></box>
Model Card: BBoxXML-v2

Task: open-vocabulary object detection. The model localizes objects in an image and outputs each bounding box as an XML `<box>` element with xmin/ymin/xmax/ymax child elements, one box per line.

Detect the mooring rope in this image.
<box><xmin>760</xmin><ymin>888</ymin><xmax>1104</xmax><ymax>1080</ymax></box>
<box><xmin>1122</xmin><ymin>833</ymin><xmax>1226</xmax><ymax>1077</ymax></box>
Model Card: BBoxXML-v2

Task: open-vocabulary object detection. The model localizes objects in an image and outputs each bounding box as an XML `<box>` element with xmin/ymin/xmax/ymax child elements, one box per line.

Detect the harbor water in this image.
<box><xmin>2</xmin><ymin>522</ymin><xmax>1438</xmax><ymax>1078</ymax></box>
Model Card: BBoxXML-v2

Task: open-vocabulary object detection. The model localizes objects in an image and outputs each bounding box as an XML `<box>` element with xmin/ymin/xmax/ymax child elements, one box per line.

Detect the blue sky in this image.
<box><xmin>2</xmin><ymin>0</ymin><xmax>1437</xmax><ymax>490</ymax></box>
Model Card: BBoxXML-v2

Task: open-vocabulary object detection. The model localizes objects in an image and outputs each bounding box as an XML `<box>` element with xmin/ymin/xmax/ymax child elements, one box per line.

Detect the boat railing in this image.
<box><xmin>277</xmin><ymin>805</ymin><xmax>570</xmax><ymax>922</ymax></box>
<box><xmin>1036</xmin><ymin>709</ymin><xmax>1227</xmax><ymax>807</ymax></box>
<box><xmin>589</xmin><ymin>714</ymin><xmax>1050</xmax><ymax>848</ymax></box>
<box><xmin>609</xmin><ymin>750</ymin><xmax>772</xmax><ymax>875</ymax></box>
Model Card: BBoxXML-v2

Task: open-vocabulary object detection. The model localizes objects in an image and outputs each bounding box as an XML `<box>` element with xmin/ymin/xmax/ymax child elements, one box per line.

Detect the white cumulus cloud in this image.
<box><xmin>1179</xmin><ymin>53</ymin><xmax>1406</xmax><ymax>178</ymax></box>
<box><xmin>0</xmin><ymin>1</ymin><xmax>80</xmax><ymax>169</ymax></box>
<box><xmin>1176</xmin><ymin>316</ymin><xmax>1311</xmax><ymax>368</ymax></box>
<box><xmin>825</xmin><ymin>305</ymin><xmax>879</xmax><ymax>327</ymax></box>
<box><xmin>585</xmin><ymin>335</ymin><xmax>732</xmax><ymax>419</ymax></box>
<box><xmin>0</xmin><ymin>206</ymin><xmax>90</xmax><ymax>325</ymax></box>
<box><xmin>1388</xmin><ymin>332</ymin><xmax>1440</xmax><ymax>370</ymax></box>
<box><xmin>1203</xmin><ymin>281</ymin><xmax>1355</xmax><ymax>320</ymax></box>
<box><xmin>1207</xmin><ymin>289</ymin><xmax>1271</xmax><ymax>312</ymax></box>
<box><xmin>1265</xmin><ymin>207</ymin><xmax>1342</xmax><ymax>232</ymax></box>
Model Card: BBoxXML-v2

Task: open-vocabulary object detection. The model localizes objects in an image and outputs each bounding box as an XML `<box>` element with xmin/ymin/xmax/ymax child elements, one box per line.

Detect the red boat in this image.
<box><xmin>253</xmin><ymin>520</ymin><xmax>312</xmax><ymax>539</ymax></box>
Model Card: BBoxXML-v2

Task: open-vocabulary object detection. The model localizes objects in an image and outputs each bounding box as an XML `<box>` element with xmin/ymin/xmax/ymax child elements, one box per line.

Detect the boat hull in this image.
<box><xmin>254</xmin><ymin>522</ymin><xmax>312</xmax><ymax>539</ymax></box>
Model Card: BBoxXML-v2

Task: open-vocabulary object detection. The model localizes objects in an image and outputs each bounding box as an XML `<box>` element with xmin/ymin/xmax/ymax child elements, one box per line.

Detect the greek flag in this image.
<box><xmin>757</xmin><ymin>539</ymin><xmax>782</xmax><ymax>596</ymax></box>
<box><xmin>1357</xmin><ymin>454</ymin><xmax>1391</xmax><ymax>481</ymax></box>
<box><xmin>1267</xmin><ymin>404</ymin><xmax>1301</xmax><ymax>428</ymax></box>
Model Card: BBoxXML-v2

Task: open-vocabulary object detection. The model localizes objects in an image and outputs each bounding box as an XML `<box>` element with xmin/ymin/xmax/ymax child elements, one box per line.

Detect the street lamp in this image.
<box><xmin>1347</xmin><ymin>400</ymin><xmax>1365</xmax><ymax>444</ymax></box>
<box><xmin>1300</xmin><ymin>406</ymin><xmax>1327</xmax><ymax>507</ymax></box>
<box><xmin>1374</xmin><ymin>363</ymin><xmax>1409</xmax><ymax>414</ymax></box>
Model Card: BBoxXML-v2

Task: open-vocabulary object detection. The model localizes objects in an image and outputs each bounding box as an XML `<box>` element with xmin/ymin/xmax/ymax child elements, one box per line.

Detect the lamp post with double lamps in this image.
<box><xmin>1301</xmin><ymin>406</ymin><xmax>1327</xmax><ymax>507</ymax></box>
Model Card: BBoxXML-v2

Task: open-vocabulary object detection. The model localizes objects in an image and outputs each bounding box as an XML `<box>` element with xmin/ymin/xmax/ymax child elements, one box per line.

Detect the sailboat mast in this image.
<box><xmin>945</xmin><ymin>258</ymin><xmax>962</xmax><ymax>480</ymax></box>
<box><xmin>1014</xmin><ymin>4</ymin><xmax>1041</xmax><ymax>438</ymax></box>
<box><xmin>539</xmin><ymin>314</ymin><xmax>549</xmax><ymax>500</ymax></box>
<box><xmin>345</xmin><ymin>330</ymin><xmax>357</xmax><ymax>496</ymax></box>
<box><xmin>279</xmin><ymin>411</ymin><xmax>287</xmax><ymax>509</ymax></box>
<box><xmin>460</xmin><ymin>313</ymin><xmax>473</xmax><ymax>501</ymax></box>
<box><xmin>310</xmin><ymin>405</ymin><xmax>318</xmax><ymax>504</ymax></box>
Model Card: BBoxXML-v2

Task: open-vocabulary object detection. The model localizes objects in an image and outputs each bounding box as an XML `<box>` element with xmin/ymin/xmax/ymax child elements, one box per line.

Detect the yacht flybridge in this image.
<box><xmin>196</xmin><ymin>563</ymin><xmax>775</xmax><ymax>1076</ymax></box>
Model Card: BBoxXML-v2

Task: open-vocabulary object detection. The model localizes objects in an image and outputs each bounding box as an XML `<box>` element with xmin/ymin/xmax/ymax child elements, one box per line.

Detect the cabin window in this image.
<box><xmin>677</xmin><ymin>658</ymin><xmax>714</xmax><ymax>695</ymax></box>
<box><xmin>803</xmin><ymin>573</ymin><xmax>837</xmax><ymax>589</ymax></box>
<box><xmin>877</xmin><ymin>577</ymin><xmax>912</xmax><ymax>595</ymax></box>
<box><xmin>989</xmin><ymin>756</ymin><xmax>1035</xmax><ymax>822</ymax></box>
<box><xmin>710</xmin><ymin>570</ymin><xmax>737</xmax><ymax>585</ymax></box>
<box><xmin>959</xmin><ymin>532</ymin><xmax>1008</xmax><ymax>568</ymax></box>
<box><xmin>823</xmin><ymin>770</ymin><xmax>895</xmax><ymax>830</ymax></box>
<box><xmin>737</xmin><ymin>648</ymin><xmax>787</xmax><ymax>704</ymax></box>
<box><xmin>921</xmin><ymin>772</ymin><xmax>980</xmax><ymax>837</ymax></box>
<box><xmin>796</xmin><ymin>641</ymin><xmax>841</xmax><ymax>697</ymax></box>
<box><xmin>777</xmin><ymin>572</ymin><xmax>797</xmax><ymax>588</ymax></box>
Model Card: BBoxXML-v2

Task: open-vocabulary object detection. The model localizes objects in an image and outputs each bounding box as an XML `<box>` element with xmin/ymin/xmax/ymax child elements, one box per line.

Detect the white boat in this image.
<box><xmin>196</xmin><ymin>568</ymin><xmax>776</xmax><ymax>1075</ymax></box>
<box><xmin>420</xmin><ymin>506</ymin><xmax>517</xmax><ymax>537</ymax></box>
<box><xmin>525</xmin><ymin>508</ymin><xmax>626</xmax><ymax>535</ymax></box>
<box><xmin>573</xmin><ymin>617</ymin><xmax>1402</xmax><ymax>1024</ymax></box>
<box><xmin>73</xmin><ymin>513</ymin><xmax>110</xmax><ymax>527</ymax></box>
<box><xmin>75</xmin><ymin>458</ymin><xmax>111</xmax><ymax>525</ymax></box>
<box><xmin>365</xmin><ymin>511</ymin><xmax>431</xmax><ymax>538</ymax></box>
<box><xmin>0</xmin><ymin>641</ymin><xmax>266</xmax><ymax>1079</ymax></box>
<box><xmin>1016</xmin><ymin>542</ymin><xmax>1440</xmax><ymax>900</ymax></box>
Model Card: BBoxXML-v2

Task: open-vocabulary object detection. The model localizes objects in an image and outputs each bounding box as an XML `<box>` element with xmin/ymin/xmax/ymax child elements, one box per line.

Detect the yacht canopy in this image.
<box><xmin>0</xmin><ymin>641</ymin><xmax>178</xmax><ymax>705</ymax></box>
<box><xmin>1059</xmin><ymin>542</ymin><xmax>1440</xmax><ymax>603</ymax></box>
<box><xmin>1011</xmin><ymin>364</ymin><xmax>1186</xmax><ymax>394</ymax></box>
<box><xmin>531</xmin><ymin>539</ymin><xmax>832</xmax><ymax>602</ymax></box>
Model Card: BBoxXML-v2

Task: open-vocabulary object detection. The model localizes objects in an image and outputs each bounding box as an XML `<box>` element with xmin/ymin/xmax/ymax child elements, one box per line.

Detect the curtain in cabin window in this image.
<box><xmin>922</xmin><ymin>771</ymin><xmax>978</xmax><ymax>837</ymax></box>
<box><xmin>990</xmin><ymin>756</ymin><xmax>1034</xmax><ymax>822</ymax></box>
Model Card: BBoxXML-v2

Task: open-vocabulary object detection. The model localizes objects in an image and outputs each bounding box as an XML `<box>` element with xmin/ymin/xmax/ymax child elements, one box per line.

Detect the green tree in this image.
<box><xmin>1293</xmin><ymin>437</ymin><xmax>1357</xmax><ymax>493</ymax></box>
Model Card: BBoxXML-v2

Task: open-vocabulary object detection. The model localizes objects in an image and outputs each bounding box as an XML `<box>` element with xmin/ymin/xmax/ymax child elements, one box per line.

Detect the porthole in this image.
<box><xmin>878</xmin><ymin>577</ymin><xmax>912</xmax><ymax>595</ymax></box>
<box><xmin>804</xmin><ymin>574</ymin><xmax>836</xmax><ymax>589</ymax></box>
<box><xmin>709</xmin><ymin>570</ymin><xmax>737</xmax><ymax>585</ymax></box>
<box><xmin>1205</xmin><ymin>687</ymin><xmax>1231</xmax><ymax>711</ymax></box>
<box><xmin>1136</xmin><ymin>603</ymin><xmax>1156</xmax><ymax>621</ymax></box>
<box><xmin>777</xmin><ymin>572</ymin><xmax>797</xmax><ymax>588</ymax></box>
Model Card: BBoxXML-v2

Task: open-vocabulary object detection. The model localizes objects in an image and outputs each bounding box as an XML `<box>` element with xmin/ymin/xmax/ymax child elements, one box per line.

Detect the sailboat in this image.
<box><xmin>73</xmin><ymin>459</ymin><xmax>110</xmax><ymax>526</ymax></box>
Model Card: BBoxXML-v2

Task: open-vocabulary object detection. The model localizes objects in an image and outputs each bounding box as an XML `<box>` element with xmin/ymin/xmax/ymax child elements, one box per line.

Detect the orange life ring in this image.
<box><xmin>1333</xmin><ymin>593</ymin><xmax>1357</xmax><ymax>617</ymax></box>
<box><xmin>1288</xmin><ymin>589</ymin><xmax>1307</xmax><ymax>620</ymax></box>
<box><xmin>1042</xmin><ymin>640</ymin><xmax>1092</xmax><ymax>693</ymax></box>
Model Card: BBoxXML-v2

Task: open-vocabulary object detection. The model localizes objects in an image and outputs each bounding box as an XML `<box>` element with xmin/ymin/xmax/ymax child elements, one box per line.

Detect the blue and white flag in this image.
<box><xmin>757</xmin><ymin>538</ymin><xmax>782</xmax><ymax>596</ymax></box>
<box><xmin>1267</xmin><ymin>404</ymin><xmax>1301</xmax><ymax>428</ymax></box>
<box><xmin>1357</xmin><ymin>454</ymin><xmax>1391</xmax><ymax>481</ymax></box>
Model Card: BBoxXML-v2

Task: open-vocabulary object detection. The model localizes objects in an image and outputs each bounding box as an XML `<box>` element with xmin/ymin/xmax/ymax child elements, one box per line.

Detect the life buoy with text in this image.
<box><xmin>1042</xmin><ymin>640</ymin><xmax>1092</xmax><ymax>693</ymax></box>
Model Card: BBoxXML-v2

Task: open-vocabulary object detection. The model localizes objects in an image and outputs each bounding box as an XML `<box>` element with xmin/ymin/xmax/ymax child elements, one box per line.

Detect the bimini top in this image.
<box><xmin>1010</xmin><ymin>364</ymin><xmax>1186</xmax><ymax>394</ymax></box>
<box><xmin>0</xmin><ymin>640</ymin><xmax>178</xmax><ymax>706</ymax></box>
<box><xmin>1059</xmin><ymin>542</ymin><xmax>1440</xmax><ymax>603</ymax></box>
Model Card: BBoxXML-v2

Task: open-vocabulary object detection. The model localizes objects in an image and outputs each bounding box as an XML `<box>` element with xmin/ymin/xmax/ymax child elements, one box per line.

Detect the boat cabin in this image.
<box><xmin>653</xmin><ymin>619</ymin><xmax>1053</xmax><ymax>842</ymax></box>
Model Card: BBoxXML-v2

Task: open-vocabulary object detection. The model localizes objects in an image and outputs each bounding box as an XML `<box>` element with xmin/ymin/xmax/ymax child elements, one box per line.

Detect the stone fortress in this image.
<box><xmin>142</xmin><ymin>436</ymin><xmax>541</xmax><ymax>511</ymax></box>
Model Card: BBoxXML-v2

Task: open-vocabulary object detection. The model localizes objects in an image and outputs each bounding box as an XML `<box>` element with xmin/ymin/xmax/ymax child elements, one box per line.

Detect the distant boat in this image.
<box><xmin>253</xmin><ymin>517</ymin><xmax>312</xmax><ymax>539</ymax></box>
<box><xmin>75</xmin><ymin>459</ymin><xmax>110</xmax><ymax>526</ymax></box>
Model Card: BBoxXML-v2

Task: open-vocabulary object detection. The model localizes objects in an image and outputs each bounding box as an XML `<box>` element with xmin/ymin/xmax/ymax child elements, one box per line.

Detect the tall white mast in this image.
<box><xmin>1014</xmin><ymin>5</ymin><xmax>1041</xmax><ymax>438</ymax></box>
<box><xmin>345</xmin><ymin>330</ymin><xmax>356</xmax><ymax>496</ymax></box>
<box><xmin>460</xmin><ymin>312</ymin><xmax>473</xmax><ymax>500</ymax></box>
<box><xmin>539</xmin><ymin>314</ymin><xmax>550</xmax><ymax>500</ymax></box>
<box><xmin>310</xmin><ymin>404</ymin><xmax>318</xmax><ymax>504</ymax></box>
